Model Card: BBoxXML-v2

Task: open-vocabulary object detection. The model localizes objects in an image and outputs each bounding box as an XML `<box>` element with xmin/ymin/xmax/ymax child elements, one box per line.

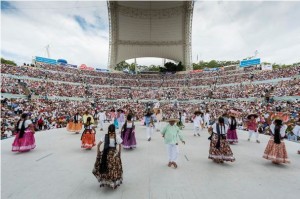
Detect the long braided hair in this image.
<box><xmin>274</xmin><ymin>119</ymin><xmax>283</xmax><ymax>144</ymax></box>
<box><xmin>16</xmin><ymin>113</ymin><xmax>28</xmax><ymax>138</ymax></box>
<box><xmin>99</xmin><ymin>124</ymin><xmax>117</xmax><ymax>174</ymax></box>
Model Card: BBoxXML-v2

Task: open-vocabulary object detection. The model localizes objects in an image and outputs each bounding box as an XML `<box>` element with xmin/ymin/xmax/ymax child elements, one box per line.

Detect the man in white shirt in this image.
<box><xmin>193</xmin><ymin>111</ymin><xmax>203</xmax><ymax>136</ymax></box>
<box><xmin>204</xmin><ymin>111</ymin><xmax>210</xmax><ymax>128</ymax></box>
<box><xmin>97</xmin><ymin>110</ymin><xmax>106</xmax><ymax>131</ymax></box>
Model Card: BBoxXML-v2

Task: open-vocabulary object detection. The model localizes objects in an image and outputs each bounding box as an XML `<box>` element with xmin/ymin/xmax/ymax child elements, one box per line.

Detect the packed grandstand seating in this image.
<box><xmin>1</xmin><ymin>63</ymin><xmax>300</xmax><ymax>139</ymax></box>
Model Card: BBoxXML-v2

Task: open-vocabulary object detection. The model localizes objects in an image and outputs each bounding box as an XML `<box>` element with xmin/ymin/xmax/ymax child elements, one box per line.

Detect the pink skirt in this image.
<box><xmin>12</xmin><ymin>130</ymin><xmax>36</xmax><ymax>152</ymax></box>
<box><xmin>227</xmin><ymin>129</ymin><xmax>238</xmax><ymax>143</ymax></box>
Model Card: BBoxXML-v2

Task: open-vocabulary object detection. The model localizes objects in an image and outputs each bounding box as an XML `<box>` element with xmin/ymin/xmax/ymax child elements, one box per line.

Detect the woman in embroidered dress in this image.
<box><xmin>227</xmin><ymin>113</ymin><xmax>238</xmax><ymax>144</ymax></box>
<box><xmin>67</xmin><ymin>112</ymin><xmax>82</xmax><ymax>134</ymax></box>
<box><xmin>120</xmin><ymin>114</ymin><xmax>136</xmax><ymax>149</ymax></box>
<box><xmin>81</xmin><ymin>117</ymin><xmax>96</xmax><ymax>149</ymax></box>
<box><xmin>263</xmin><ymin>119</ymin><xmax>290</xmax><ymax>164</ymax></box>
<box><xmin>92</xmin><ymin>124</ymin><xmax>123</xmax><ymax>189</ymax></box>
<box><xmin>12</xmin><ymin>113</ymin><xmax>36</xmax><ymax>152</ymax></box>
<box><xmin>208</xmin><ymin>117</ymin><xmax>235</xmax><ymax>163</ymax></box>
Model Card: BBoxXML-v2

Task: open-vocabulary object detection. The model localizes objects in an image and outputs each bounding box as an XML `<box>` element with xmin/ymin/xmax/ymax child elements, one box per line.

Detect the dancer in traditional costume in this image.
<box><xmin>208</xmin><ymin>117</ymin><xmax>235</xmax><ymax>163</ymax></box>
<box><xmin>161</xmin><ymin>118</ymin><xmax>185</xmax><ymax>169</ymax></box>
<box><xmin>81</xmin><ymin>116</ymin><xmax>96</xmax><ymax>149</ymax></box>
<box><xmin>12</xmin><ymin>113</ymin><xmax>36</xmax><ymax>152</ymax></box>
<box><xmin>177</xmin><ymin>112</ymin><xmax>185</xmax><ymax>130</ymax></box>
<box><xmin>83</xmin><ymin>111</ymin><xmax>94</xmax><ymax>128</ymax></box>
<box><xmin>92</xmin><ymin>124</ymin><xmax>123</xmax><ymax>189</ymax></box>
<box><xmin>263</xmin><ymin>118</ymin><xmax>290</xmax><ymax>164</ymax></box>
<box><xmin>227</xmin><ymin>111</ymin><xmax>238</xmax><ymax>144</ymax></box>
<box><xmin>204</xmin><ymin>110</ymin><xmax>210</xmax><ymax>128</ymax></box>
<box><xmin>247</xmin><ymin>113</ymin><xmax>260</xmax><ymax>143</ymax></box>
<box><xmin>117</xmin><ymin>109</ymin><xmax>125</xmax><ymax>133</ymax></box>
<box><xmin>144</xmin><ymin>109</ymin><xmax>155</xmax><ymax>141</ymax></box>
<box><xmin>155</xmin><ymin>109</ymin><xmax>163</xmax><ymax>132</ymax></box>
<box><xmin>97</xmin><ymin>110</ymin><xmax>106</xmax><ymax>131</ymax></box>
<box><xmin>193</xmin><ymin>111</ymin><xmax>203</xmax><ymax>136</ymax></box>
<box><xmin>292</xmin><ymin>120</ymin><xmax>300</xmax><ymax>154</ymax></box>
<box><xmin>120</xmin><ymin>114</ymin><xmax>136</xmax><ymax>149</ymax></box>
<box><xmin>67</xmin><ymin>112</ymin><xmax>82</xmax><ymax>134</ymax></box>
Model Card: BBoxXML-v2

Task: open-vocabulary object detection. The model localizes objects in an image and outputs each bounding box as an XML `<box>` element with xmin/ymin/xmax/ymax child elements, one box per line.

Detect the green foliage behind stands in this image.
<box><xmin>1</xmin><ymin>58</ymin><xmax>17</xmax><ymax>66</ymax></box>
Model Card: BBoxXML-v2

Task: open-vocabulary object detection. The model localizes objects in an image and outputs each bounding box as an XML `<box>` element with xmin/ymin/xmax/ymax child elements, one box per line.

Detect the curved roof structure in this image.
<box><xmin>107</xmin><ymin>1</ymin><xmax>194</xmax><ymax>70</ymax></box>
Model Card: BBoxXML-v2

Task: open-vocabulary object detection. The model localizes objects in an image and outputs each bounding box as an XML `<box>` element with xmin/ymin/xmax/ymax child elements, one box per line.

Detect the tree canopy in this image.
<box><xmin>1</xmin><ymin>57</ymin><xmax>17</xmax><ymax>66</ymax></box>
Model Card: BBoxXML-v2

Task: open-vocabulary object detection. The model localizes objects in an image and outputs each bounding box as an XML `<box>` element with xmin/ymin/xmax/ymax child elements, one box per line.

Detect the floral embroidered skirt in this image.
<box><xmin>81</xmin><ymin>130</ymin><xmax>96</xmax><ymax>149</ymax></box>
<box><xmin>92</xmin><ymin>148</ymin><xmax>123</xmax><ymax>189</ymax></box>
<box><xmin>67</xmin><ymin>122</ymin><xmax>82</xmax><ymax>132</ymax></box>
<box><xmin>209</xmin><ymin>134</ymin><xmax>235</xmax><ymax>162</ymax></box>
<box><xmin>263</xmin><ymin>137</ymin><xmax>290</xmax><ymax>163</ymax></box>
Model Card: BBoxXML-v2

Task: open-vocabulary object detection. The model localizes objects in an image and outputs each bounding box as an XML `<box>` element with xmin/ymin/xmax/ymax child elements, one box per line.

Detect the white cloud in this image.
<box><xmin>1</xmin><ymin>1</ymin><xmax>300</xmax><ymax>68</ymax></box>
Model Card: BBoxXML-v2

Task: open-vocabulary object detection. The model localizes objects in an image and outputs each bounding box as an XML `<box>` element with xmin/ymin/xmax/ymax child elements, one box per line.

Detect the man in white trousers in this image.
<box><xmin>161</xmin><ymin>118</ymin><xmax>185</xmax><ymax>169</ymax></box>
<box><xmin>204</xmin><ymin>110</ymin><xmax>210</xmax><ymax>128</ymax></box>
<box><xmin>144</xmin><ymin>110</ymin><xmax>155</xmax><ymax>141</ymax></box>
<box><xmin>193</xmin><ymin>111</ymin><xmax>203</xmax><ymax>136</ymax></box>
<box><xmin>155</xmin><ymin>109</ymin><xmax>162</xmax><ymax>132</ymax></box>
<box><xmin>97</xmin><ymin>110</ymin><xmax>106</xmax><ymax>131</ymax></box>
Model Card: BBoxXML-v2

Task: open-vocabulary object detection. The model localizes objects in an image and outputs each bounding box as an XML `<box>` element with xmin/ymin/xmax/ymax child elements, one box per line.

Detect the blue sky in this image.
<box><xmin>1</xmin><ymin>1</ymin><xmax>300</xmax><ymax>68</ymax></box>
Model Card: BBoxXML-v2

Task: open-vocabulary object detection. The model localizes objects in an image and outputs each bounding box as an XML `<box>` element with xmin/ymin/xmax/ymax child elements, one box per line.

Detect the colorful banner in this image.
<box><xmin>240</xmin><ymin>58</ymin><xmax>261</xmax><ymax>67</ymax></box>
<box><xmin>79</xmin><ymin>64</ymin><xmax>94</xmax><ymax>71</ymax></box>
<box><xmin>96</xmin><ymin>68</ymin><xmax>110</xmax><ymax>72</ymax></box>
<box><xmin>35</xmin><ymin>56</ymin><xmax>57</xmax><ymax>64</ymax></box>
<box><xmin>190</xmin><ymin>69</ymin><xmax>203</xmax><ymax>73</ymax></box>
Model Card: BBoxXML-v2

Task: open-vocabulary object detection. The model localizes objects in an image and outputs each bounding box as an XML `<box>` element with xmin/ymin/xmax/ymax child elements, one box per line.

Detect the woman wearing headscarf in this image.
<box><xmin>263</xmin><ymin>119</ymin><xmax>290</xmax><ymax>164</ymax></box>
<box><xmin>81</xmin><ymin>116</ymin><xmax>96</xmax><ymax>149</ymax></box>
<box><xmin>92</xmin><ymin>124</ymin><xmax>123</xmax><ymax>189</ymax></box>
<box><xmin>208</xmin><ymin>117</ymin><xmax>235</xmax><ymax>163</ymax></box>
<box><xmin>12</xmin><ymin>113</ymin><xmax>36</xmax><ymax>152</ymax></box>
<box><xmin>120</xmin><ymin>114</ymin><xmax>136</xmax><ymax>149</ymax></box>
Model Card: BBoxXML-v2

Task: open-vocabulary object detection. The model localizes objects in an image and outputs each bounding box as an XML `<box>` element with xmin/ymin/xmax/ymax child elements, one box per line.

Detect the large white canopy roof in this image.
<box><xmin>108</xmin><ymin>1</ymin><xmax>194</xmax><ymax>70</ymax></box>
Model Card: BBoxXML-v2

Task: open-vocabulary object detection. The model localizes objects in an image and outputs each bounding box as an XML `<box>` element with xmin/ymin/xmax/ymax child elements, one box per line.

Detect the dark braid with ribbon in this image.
<box><xmin>18</xmin><ymin>113</ymin><xmax>28</xmax><ymax>138</ymax></box>
<box><xmin>274</xmin><ymin>119</ymin><xmax>283</xmax><ymax>144</ymax></box>
<box><xmin>99</xmin><ymin>124</ymin><xmax>117</xmax><ymax>174</ymax></box>
<box><xmin>229</xmin><ymin>116</ymin><xmax>237</xmax><ymax>130</ymax></box>
<box><xmin>216</xmin><ymin>117</ymin><xmax>226</xmax><ymax>150</ymax></box>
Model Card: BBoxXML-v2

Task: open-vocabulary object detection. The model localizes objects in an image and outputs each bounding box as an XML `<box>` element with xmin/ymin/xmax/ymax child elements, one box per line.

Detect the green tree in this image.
<box><xmin>1</xmin><ymin>57</ymin><xmax>17</xmax><ymax>66</ymax></box>
<box><xmin>115</xmin><ymin>61</ymin><xmax>130</xmax><ymax>71</ymax></box>
<box><xmin>207</xmin><ymin>60</ymin><xmax>220</xmax><ymax>68</ymax></box>
<box><xmin>129</xmin><ymin>63</ymin><xmax>136</xmax><ymax>72</ymax></box>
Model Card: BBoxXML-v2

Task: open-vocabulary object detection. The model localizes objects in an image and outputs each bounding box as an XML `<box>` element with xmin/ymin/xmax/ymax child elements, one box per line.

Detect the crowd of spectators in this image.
<box><xmin>2</xmin><ymin>64</ymin><xmax>299</xmax><ymax>88</ymax></box>
<box><xmin>1</xmin><ymin>76</ymin><xmax>299</xmax><ymax>100</ymax></box>
<box><xmin>1</xmin><ymin>63</ymin><xmax>300</xmax><ymax>140</ymax></box>
<box><xmin>1</xmin><ymin>97</ymin><xmax>299</xmax><ymax>140</ymax></box>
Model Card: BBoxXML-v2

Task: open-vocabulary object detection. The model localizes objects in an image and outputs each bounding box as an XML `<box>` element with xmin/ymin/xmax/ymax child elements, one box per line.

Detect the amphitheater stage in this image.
<box><xmin>1</xmin><ymin>123</ymin><xmax>300</xmax><ymax>199</ymax></box>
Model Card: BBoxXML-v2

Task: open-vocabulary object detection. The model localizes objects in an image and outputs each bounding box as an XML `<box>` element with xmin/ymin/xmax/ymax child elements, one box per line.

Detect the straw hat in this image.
<box><xmin>166</xmin><ymin>118</ymin><xmax>179</xmax><ymax>123</ymax></box>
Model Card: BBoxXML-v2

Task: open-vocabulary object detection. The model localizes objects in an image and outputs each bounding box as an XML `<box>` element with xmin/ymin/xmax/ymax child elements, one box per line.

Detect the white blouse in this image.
<box><xmin>212</xmin><ymin>123</ymin><xmax>229</xmax><ymax>135</ymax></box>
<box><xmin>18</xmin><ymin>119</ymin><xmax>33</xmax><ymax>129</ymax></box>
<box><xmin>100</xmin><ymin>134</ymin><xmax>123</xmax><ymax>147</ymax></box>
<box><xmin>270</xmin><ymin>124</ymin><xmax>287</xmax><ymax>137</ymax></box>
<box><xmin>126</xmin><ymin>122</ymin><xmax>133</xmax><ymax>128</ymax></box>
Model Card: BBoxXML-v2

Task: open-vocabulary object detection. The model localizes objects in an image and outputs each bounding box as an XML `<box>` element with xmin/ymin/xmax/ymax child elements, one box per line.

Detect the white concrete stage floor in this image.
<box><xmin>1</xmin><ymin>123</ymin><xmax>300</xmax><ymax>199</ymax></box>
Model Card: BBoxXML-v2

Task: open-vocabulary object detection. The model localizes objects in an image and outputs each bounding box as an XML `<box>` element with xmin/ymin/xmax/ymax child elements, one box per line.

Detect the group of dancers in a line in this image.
<box><xmin>10</xmin><ymin>108</ymin><xmax>300</xmax><ymax>190</ymax></box>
